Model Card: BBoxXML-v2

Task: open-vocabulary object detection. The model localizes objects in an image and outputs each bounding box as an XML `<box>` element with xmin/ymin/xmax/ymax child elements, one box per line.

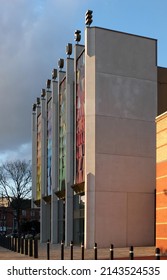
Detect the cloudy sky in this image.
<box><xmin>0</xmin><ymin>0</ymin><xmax>167</xmax><ymax>162</ymax></box>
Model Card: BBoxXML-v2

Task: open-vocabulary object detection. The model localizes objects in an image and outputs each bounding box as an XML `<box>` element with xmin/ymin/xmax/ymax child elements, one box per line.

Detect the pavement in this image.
<box><xmin>0</xmin><ymin>243</ymin><xmax>162</xmax><ymax>260</ymax></box>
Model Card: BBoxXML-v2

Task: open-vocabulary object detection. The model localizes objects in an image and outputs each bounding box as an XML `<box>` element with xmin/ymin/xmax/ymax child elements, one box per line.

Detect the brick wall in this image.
<box><xmin>156</xmin><ymin>112</ymin><xmax>167</xmax><ymax>253</ymax></box>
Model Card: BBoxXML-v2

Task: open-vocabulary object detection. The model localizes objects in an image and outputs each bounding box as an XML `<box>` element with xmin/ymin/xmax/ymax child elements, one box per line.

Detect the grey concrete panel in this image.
<box><xmin>85</xmin><ymin>173</ymin><xmax>95</xmax><ymax>248</ymax></box>
<box><xmin>127</xmin><ymin>192</ymin><xmax>155</xmax><ymax>246</ymax></box>
<box><xmin>40</xmin><ymin>200</ymin><xmax>51</xmax><ymax>242</ymax></box>
<box><xmin>85</xmin><ymin>27</ymin><xmax>95</xmax><ymax>58</ymax></box>
<box><xmin>96</xmin><ymin>116</ymin><xmax>156</xmax><ymax>158</ymax></box>
<box><xmin>51</xmin><ymin>194</ymin><xmax>58</xmax><ymax>243</ymax></box>
<box><xmin>96</xmin><ymin>73</ymin><xmax>157</xmax><ymax>121</ymax></box>
<box><xmin>95</xmin><ymin>191</ymin><xmax>127</xmax><ymax>248</ymax></box>
<box><xmin>95</xmin><ymin>153</ymin><xmax>155</xmax><ymax>193</ymax></box>
<box><xmin>94</xmin><ymin>28</ymin><xmax>157</xmax><ymax>81</ymax></box>
<box><xmin>95</xmin><ymin>192</ymin><xmax>154</xmax><ymax>248</ymax></box>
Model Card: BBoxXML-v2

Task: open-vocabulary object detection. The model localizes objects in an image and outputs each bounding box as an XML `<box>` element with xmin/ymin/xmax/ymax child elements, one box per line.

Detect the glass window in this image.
<box><xmin>73</xmin><ymin>194</ymin><xmax>85</xmax><ymax>244</ymax></box>
<box><xmin>59</xmin><ymin>77</ymin><xmax>66</xmax><ymax>191</ymax></box>
<box><xmin>76</xmin><ymin>51</ymin><xmax>85</xmax><ymax>184</ymax></box>
<box><xmin>22</xmin><ymin>210</ymin><xmax>26</xmax><ymax>217</ymax></box>
<box><xmin>58</xmin><ymin>200</ymin><xmax>65</xmax><ymax>242</ymax></box>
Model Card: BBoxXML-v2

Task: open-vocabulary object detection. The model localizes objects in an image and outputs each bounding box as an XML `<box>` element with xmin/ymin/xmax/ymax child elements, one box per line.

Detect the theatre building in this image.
<box><xmin>32</xmin><ymin>22</ymin><xmax>159</xmax><ymax>248</ymax></box>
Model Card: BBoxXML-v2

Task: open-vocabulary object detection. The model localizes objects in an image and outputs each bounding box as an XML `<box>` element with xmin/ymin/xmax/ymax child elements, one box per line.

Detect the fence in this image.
<box><xmin>0</xmin><ymin>236</ymin><xmax>162</xmax><ymax>260</ymax></box>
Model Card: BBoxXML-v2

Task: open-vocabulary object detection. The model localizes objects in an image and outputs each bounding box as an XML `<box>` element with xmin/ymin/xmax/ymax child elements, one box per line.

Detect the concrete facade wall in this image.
<box><xmin>85</xmin><ymin>27</ymin><xmax>157</xmax><ymax>248</ymax></box>
<box><xmin>31</xmin><ymin>26</ymin><xmax>161</xmax><ymax>249</ymax></box>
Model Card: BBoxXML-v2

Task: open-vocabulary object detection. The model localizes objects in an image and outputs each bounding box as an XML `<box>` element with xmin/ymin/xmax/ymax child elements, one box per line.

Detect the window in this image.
<box><xmin>30</xmin><ymin>210</ymin><xmax>35</xmax><ymax>217</ymax></box>
<box><xmin>22</xmin><ymin>210</ymin><xmax>26</xmax><ymax>216</ymax></box>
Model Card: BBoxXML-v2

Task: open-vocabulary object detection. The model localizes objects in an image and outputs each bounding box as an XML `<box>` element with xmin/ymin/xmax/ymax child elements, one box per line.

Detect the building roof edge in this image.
<box><xmin>87</xmin><ymin>26</ymin><xmax>157</xmax><ymax>42</ymax></box>
<box><xmin>156</xmin><ymin>111</ymin><xmax>167</xmax><ymax>122</ymax></box>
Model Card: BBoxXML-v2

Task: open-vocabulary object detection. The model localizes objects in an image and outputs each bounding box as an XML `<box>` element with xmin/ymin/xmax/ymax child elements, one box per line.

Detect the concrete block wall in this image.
<box><xmin>85</xmin><ymin>27</ymin><xmax>157</xmax><ymax>248</ymax></box>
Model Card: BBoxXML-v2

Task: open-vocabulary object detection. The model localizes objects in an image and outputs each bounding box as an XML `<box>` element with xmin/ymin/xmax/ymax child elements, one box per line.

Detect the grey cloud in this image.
<box><xmin>0</xmin><ymin>0</ymin><xmax>90</xmax><ymax>158</ymax></box>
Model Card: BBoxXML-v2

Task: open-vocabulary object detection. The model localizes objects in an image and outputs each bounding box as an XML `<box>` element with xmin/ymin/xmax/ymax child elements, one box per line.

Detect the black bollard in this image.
<box><xmin>3</xmin><ymin>236</ymin><xmax>5</xmax><ymax>248</ymax></box>
<box><xmin>13</xmin><ymin>237</ymin><xmax>16</xmax><ymax>252</ymax></box>
<box><xmin>21</xmin><ymin>237</ymin><xmax>24</xmax><ymax>254</ymax></box>
<box><xmin>14</xmin><ymin>238</ymin><xmax>18</xmax><ymax>252</ymax></box>
<box><xmin>70</xmin><ymin>241</ymin><xmax>73</xmax><ymax>260</ymax></box>
<box><xmin>110</xmin><ymin>244</ymin><xmax>114</xmax><ymax>260</ymax></box>
<box><xmin>34</xmin><ymin>239</ymin><xmax>38</xmax><ymax>259</ymax></box>
<box><xmin>129</xmin><ymin>246</ymin><xmax>134</xmax><ymax>260</ymax></box>
<box><xmin>17</xmin><ymin>237</ymin><xmax>20</xmax><ymax>253</ymax></box>
<box><xmin>8</xmin><ymin>237</ymin><xmax>11</xmax><ymax>250</ymax></box>
<box><xmin>1</xmin><ymin>236</ymin><xmax>3</xmax><ymax>247</ymax></box>
<box><xmin>61</xmin><ymin>240</ymin><xmax>64</xmax><ymax>260</ymax></box>
<box><xmin>11</xmin><ymin>236</ymin><xmax>14</xmax><ymax>251</ymax></box>
<box><xmin>3</xmin><ymin>236</ymin><xmax>6</xmax><ymax>248</ymax></box>
<box><xmin>29</xmin><ymin>239</ymin><xmax>33</xmax><ymax>257</ymax></box>
<box><xmin>12</xmin><ymin>237</ymin><xmax>15</xmax><ymax>251</ymax></box>
<box><xmin>47</xmin><ymin>239</ymin><xmax>50</xmax><ymax>260</ymax></box>
<box><xmin>81</xmin><ymin>242</ymin><xmax>84</xmax><ymax>260</ymax></box>
<box><xmin>25</xmin><ymin>239</ymin><xmax>28</xmax><ymax>255</ymax></box>
<box><xmin>94</xmin><ymin>242</ymin><xmax>97</xmax><ymax>260</ymax></box>
<box><xmin>155</xmin><ymin>248</ymin><xmax>160</xmax><ymax>260</ymax></box>
<box><xmin>5</xmin><ymin>237</ymin><xmax>8</xmax><ymax>249</ymax></box>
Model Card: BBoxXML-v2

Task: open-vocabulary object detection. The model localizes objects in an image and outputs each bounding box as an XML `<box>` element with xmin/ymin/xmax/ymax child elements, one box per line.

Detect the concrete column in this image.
<box><xmin>36</xmin><ymin>104</ymin><xmax>41</xmax><ymax>202</ymax></box>
<box><xmin>85</xmin><ymin>28</ymin><xmax>96</xmax><ymax>248</ymax></box>
<box><xmin>40</xmin><ymin>200</ymin><xmax>51</xmax><ymax>242</ymax></box>
<box><xmin>65</xmin><ymin>58</ymin><xmax>74</xmax><ymax>245</ymax></box>
<box><xmin>41</xmin><ymin>95</ymin><xmax>47</xmax><ymax>197</ymax></box>
<box><xmin>46</xmin><ymin>86</ymin><xmax>52</xmax><ymax>197</ymax></box>
<box><xmin>57</xmin><ymin>69</ymin><xmax>66</xmax><ymax>242</ymax></box>
<box><xmin>31</xmin><ymin>105</ymin><xmax>37</xmax><ymax>208</ymax></box>
<box><xmin>40</xmin><ymin>94</ymin><xmax>51</xmax><ymax>242</ymax></box>
<box><xmin>51</xmin><ymin>75</ymin><xmax>59</xmax><ymax>243</ymax></box>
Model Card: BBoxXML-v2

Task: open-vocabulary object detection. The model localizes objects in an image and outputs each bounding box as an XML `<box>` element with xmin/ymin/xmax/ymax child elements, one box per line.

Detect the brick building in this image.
<box><xmin>156</xmin><ymin>112</ymin><xmax>167</xmax><ymax>253</ymax></box>
<box><xmin>0</xmin><ymin>205</ymin><xmax>39</xmax><ymax>235</ymax></box>
<box><xmin>155</xmin><ymin>67</ymin><xmax>167</xmax><ymax>254</ymax></box>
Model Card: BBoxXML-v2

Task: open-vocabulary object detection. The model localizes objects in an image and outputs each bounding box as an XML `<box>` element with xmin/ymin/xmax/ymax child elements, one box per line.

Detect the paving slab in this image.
<box><xmin>0</xmin><ymin>244</ymin><xmax>160</xmax><ymax>260</ymax></box>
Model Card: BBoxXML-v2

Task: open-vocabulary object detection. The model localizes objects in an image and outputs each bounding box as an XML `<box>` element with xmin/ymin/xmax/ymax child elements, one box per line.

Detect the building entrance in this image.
<box><xmin>73</xmin><ymin>194</ymin><xmax>85</xmax><ymax>244</ymax></box>
<box><xmin>58</xmin><ymin>199</ymin><xmax>65</xmax><ymax>242</ymax></box>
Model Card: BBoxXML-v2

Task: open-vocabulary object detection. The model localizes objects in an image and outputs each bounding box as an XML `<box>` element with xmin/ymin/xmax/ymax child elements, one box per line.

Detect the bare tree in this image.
<box><xmin>0</xmin><ymin>160</ymin><xmax>32</xmax><ymax>234</ymax></box>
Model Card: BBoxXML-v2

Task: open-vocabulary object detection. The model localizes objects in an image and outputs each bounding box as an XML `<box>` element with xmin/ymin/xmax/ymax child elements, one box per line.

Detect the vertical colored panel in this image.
<box><xmin>37</xmin><ymin>114</ymin><xmax>41</xmax><ymax>200</ymax></box>
<box><xmin>47</xmin><ymin>98</ymin><xmax>52</xmax><ymax>195</ymax></box>
<box><xmin>76</xmin><ymin>51</ymin><xmax>85</xmax><ymax>184</ymax></box>
<box><xmin>59</xmin><ymin>77</ymin><xmax>66</xmax><ymax>191</ymax></box>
